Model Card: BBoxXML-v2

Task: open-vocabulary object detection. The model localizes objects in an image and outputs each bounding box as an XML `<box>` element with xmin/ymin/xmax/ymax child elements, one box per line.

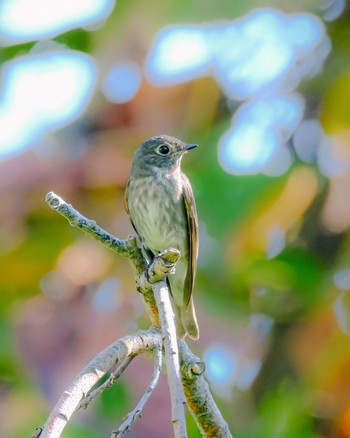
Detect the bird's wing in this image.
<box><xmin>125</xmin><ymin>179</ymin><xmax>154</xmax><ymax>262</ymax></box>
<box><xmin>124</xmin><ymin>180</ymin><xmax>139</xmax><ymax>235</ymax></box>
<box><xmin>181</xmin><ymin>173</ymin><xmax>199</xmax><ymax>307</ymax></box>
<box><xmin>124</xmin><ymin>180</ymin><xmax>130</xmax><ymax>215</ymax></box>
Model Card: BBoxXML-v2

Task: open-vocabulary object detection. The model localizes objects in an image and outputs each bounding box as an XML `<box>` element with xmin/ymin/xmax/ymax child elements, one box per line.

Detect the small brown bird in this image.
<box><xmin>124</xmin><ymin>135</ymin><xmax>199</xmax><ymax>339</ymax></box>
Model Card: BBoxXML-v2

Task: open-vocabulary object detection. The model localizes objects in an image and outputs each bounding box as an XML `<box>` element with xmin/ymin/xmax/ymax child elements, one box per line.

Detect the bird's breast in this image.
<box><xmin>127</xmin><ymin>174</ymin><xmax>187</xmax><ymax>253</ymax></box>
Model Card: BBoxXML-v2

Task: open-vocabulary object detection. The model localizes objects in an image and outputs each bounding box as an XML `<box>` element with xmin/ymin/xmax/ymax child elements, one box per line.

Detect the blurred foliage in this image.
<box><xmin>1</xmin><ymin>1</ymin><xmax>350</xmax><ymax>437</ymax></box>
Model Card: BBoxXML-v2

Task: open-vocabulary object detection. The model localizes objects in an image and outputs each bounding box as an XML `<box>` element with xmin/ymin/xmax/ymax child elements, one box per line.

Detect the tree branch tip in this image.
<box><xmin>30</xmin><ymin>427</ymin><xmax>43</xmax><ymax>438</ymax></box>
<box><xmin>135</xmin><ymin>273</ymin><xmax>153</xmax><ymax>294</ymax></box>
<box><xmin>182</xmin><ymin>359</ymin><xmax>206</xmax><ymax>379</ymax></box>
<box><xmin>45</xmin><ymin>191</ymin><xmax>71</xmax><ymax>213</ymax></box>
<box><xmin>45</xmin><ymin>191</ymin><xmax>60</xmax><ymax>209</ymax></box>
<box><xmin>191</xmin><ymin>361</ymin><xmax>206</xmax><ymax>376</ymax></box>
<box><xmin>160</xmin><ymin>247</ymin><xmax>181</xmax><ymax>264</ymax></box>
<box><xmin>127</xmin><ymin>234</ymin><xmax>138</xmax><ymax>246</ymax></box>
<box><xmin>45</xmin><ymin>190</ymin><xmax>54</xmax><ymax>202</ymax></box>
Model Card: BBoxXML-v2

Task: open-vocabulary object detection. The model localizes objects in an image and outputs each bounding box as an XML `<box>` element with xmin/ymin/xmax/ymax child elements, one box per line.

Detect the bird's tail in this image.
<box><xmin>175</xmin><ymin>297</ymin><xmax>199</xmax><ymax>340</ymax></box>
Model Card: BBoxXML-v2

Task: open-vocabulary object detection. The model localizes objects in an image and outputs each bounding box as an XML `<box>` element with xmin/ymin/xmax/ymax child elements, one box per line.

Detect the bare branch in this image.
<box><xmin>40</xmin><ymin>329</ymin><xmax>161</xmax><ymax>438</ymax></box>
<box><xmin>44</xmin><ymin>193</ymin><xmax>187</xmax><ymax>437</ymax></box>
<box><xmin>43</xmin><ymin>191</ymin><xmax>233</xmax><ymax>438</ymax></box>
<box><xmin>45</xmin><ymin>191</ymin><xmax>159</xmax><ymax>326</ymax></box>
<box><xmin>179</xmin><ymin>341</ymin><xmax>233</xmax><ymax>438</ymax></box>
<box><xmin>77</xmin><ymin>356</ymin><xmax>133</xmax><ymax>411</ymax></box>
<box><xmin>111</xmin><ymin>343</ymin><xmax>162</xmax><ymax>437</ymax></box>
<box><xmin>147</xmin><ymin>248</ymin><xmax>180</xmax><ymax>283</ymax></box>
<box><xmin>141</xmin><ymin>248</ymin><xmax>188</xmax><ymax>437</ymax></box>
<box><xmin>153</xmin><ymin>281</ymin><xmax>187</xmax><ymax>438</ymax></box>
<box><xmin>31</xmin><ymin>427</ymin><xmax>43</xmax><ymax>438</ymax></box>
<box><xmin>45</xmin><ymin>191</ymin><xmax>146</xmax><ymax>274</ymax></box>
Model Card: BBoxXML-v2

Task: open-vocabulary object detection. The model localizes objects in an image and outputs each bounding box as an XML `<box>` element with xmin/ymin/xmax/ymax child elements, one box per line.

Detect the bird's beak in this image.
<box><xmin>183</xmin><ymin>143</ymin><xmax>199</xmax><ymax>152</ymax></box>
<box><xmin>172</xmin><ymin>143</ymin><xmax>199</xmax><ymax>156</ymax></box>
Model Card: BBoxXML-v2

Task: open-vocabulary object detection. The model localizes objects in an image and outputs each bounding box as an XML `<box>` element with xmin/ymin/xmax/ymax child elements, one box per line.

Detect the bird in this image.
<box><xmin>124</xmin><ymin>135</ymin><xmax>199</xmax><ymax>339</ymax></box>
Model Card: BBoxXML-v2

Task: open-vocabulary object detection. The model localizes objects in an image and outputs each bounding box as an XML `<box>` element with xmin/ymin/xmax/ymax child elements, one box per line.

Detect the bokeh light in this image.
<box><xmin>145</xmin><ymin>26</ymin><xmax>212</xmax><ymax>86</ymax></box>
<box><xmin>102</xmin><ymin>60</ymin><xmax>142</xmax><ymax>104</ymax></box>
<box><xmin>293</xmin><ymin>119</ymin><xmax>323</xmax><ymax>163</ymax></box>
<box><xmin>334</xmin><ymin>291</ymin><xmax>350</xmax><ymax>335</ymax></box>
<box><xmin>218</xmin><ymin>93</ymin><xmax>304</xmax><ymax>175</ymax></box>
<box><xmin>218</xmin><ymin>123</ymin><xmax>279</xmax><ymax>175</ymax></box>
<box><xmin>317</xmin><ymin>135</ymin><xmax>347</xmax><ymax>177</ymax></box>
<box><xmin>0</xmin><ymin>48</ymin><xmax>97</xmax><ymax>157</ymax></box>
<box><xmin>334</xmin><ymin>269</ymin><xmax>350</xmax><ymax>290</ymax></box>
<box><xmin>214</xmin><ymin>10</ymin><xmax>296</xmax><ymax>99</ymax></box>
<box><xmin>266</xmin><ymin>225</ymin><xmax>286</xmax><ymax>259</ymax></box>
<box><xmin>92</xmin><ymin>277</ymin><xmax>121</xmax><ymax>313</ymax></box>
<box><xmin>203</xmin><ymin>314</ymin><xmax>273</xmax><ymax>397</ymax></box>
<box><xmin>145</xmin><ymin>8</ymin><xmax>330</xmax><ymax>176</ymax></box>
<box><xmin>0</xmin><ymin>0</ymin><xmax>115</xmax><ymax>45</ymax></box>
<box><xmin>145</xmin><ymin>9</ymin><xmax>329</xmax><ymax>99</ymax></box>
<box><xmin>40</xmin><ymin>270</ymin><xmax>73</xmax><ymax>301</ymax></box>
<box><xmin>204</xmin><ymin>343</ymin><xmax>237</xmax><ymax>397</ymax></box>
<box><xmin>321</xmin><ymin>0</ymin><xmax>345</xmax><ymax>22</ymax></box>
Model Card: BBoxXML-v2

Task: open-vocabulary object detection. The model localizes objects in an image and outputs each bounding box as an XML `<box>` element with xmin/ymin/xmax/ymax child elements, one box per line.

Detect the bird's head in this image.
<box><xmin>132</xmin><ymin>135</ymin><xmax>198</xmax><ymax>173</ymax></box>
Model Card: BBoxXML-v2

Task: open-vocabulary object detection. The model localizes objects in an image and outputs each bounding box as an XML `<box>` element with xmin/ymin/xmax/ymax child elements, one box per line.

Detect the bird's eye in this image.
<box><xmin>157</xmin><ymin>144</ymin><xmax>170</xmax><ymax>155</ymax></box>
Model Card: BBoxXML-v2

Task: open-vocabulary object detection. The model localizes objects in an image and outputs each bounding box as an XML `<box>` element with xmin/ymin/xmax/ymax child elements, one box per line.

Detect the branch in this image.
<box><xmin>153</xmin><ymin>282</ymin><xmax>187</xmax><ymax>437</ymax></box>
<box><xmin>40</xmin><ymin>329</ymin><xmax>162</xmax><ymax>438</ymax></box>
<box><xmin>180</xmin><ymin>341</ymin><xmax>233</xmax><ymax>438</ymax></box>
<box><xmin>46</xmin><ymin>192</ymin><xmax>188</xmax><ymax>436</ymax></box>
<box><xmin>145</xmin><ymin>248</ymin><xmax>187</xmax><ymax>436</ymax></box>
<box><xmin>77</xmin><ymin>356</ymin><xmax>133</xmax><ymax>411</ymax></box>
<box><xmin>43</xmin><ymin>191</ymin><xmax>233</xmax><ymax>437</ymax></box>
<box><xmin>111</xmin><ymin>343</ymin><xmax>162</xmax><ymax>437</ymax></box>
<box><xmin>46</xmin><ymin>191</ymin><xmax>159</xmax><ymax>327</ymax></box>
<box><xmin>45</xmin><ymin>192</ymin><xmax>146</xmax><ymax>274</ymax></box>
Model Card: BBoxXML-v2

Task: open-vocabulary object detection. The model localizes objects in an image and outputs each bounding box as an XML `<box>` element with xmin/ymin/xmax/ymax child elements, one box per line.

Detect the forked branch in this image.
<box><xmin>39</xmin><ymin>330</ymin><xmax>162</xmax><ymax>438</ymax></box>
<box><xmin>40</xmin><ymin>191</ymin><xmax>232</xmax><ymax>438</ymax></box>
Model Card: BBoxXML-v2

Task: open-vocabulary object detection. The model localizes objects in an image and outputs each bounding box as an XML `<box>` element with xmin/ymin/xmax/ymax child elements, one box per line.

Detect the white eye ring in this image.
<box><xmin>156</xmin><ymin>144</ymin><xmax>170</xmax><ymax>155</ymax></box>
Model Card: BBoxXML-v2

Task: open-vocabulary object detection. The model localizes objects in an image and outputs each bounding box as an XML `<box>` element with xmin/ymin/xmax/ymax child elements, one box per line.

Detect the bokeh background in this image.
<box><xmin>1</xmin><ymin>0</ymin><xmax>350</xmax><ymax>436</ymax></box>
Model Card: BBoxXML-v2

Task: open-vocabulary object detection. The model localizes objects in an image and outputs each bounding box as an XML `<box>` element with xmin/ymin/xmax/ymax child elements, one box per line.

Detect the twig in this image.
<box><xmin>30</xmin><ymin>427</ymin><xmax>43</xmax><ymax>438</ymax></box>
<box><xmin>45</xmin><ymin>191</ymin><xmax>158</xmax><ymax>326</ymax></box>
<box><xmin>111</xmin><ymin>343</ymin><xmax>162</xmax><ymax>437</ymax></box>
<box><xmin>77</xmin><ymin>356</ymin><xmax>133</xmax><ymax>411</ymax></box>
<box><xmin>45</xmin><ymin>192</ymin><xmax>146</xmax><ymax>273</ymax></box>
